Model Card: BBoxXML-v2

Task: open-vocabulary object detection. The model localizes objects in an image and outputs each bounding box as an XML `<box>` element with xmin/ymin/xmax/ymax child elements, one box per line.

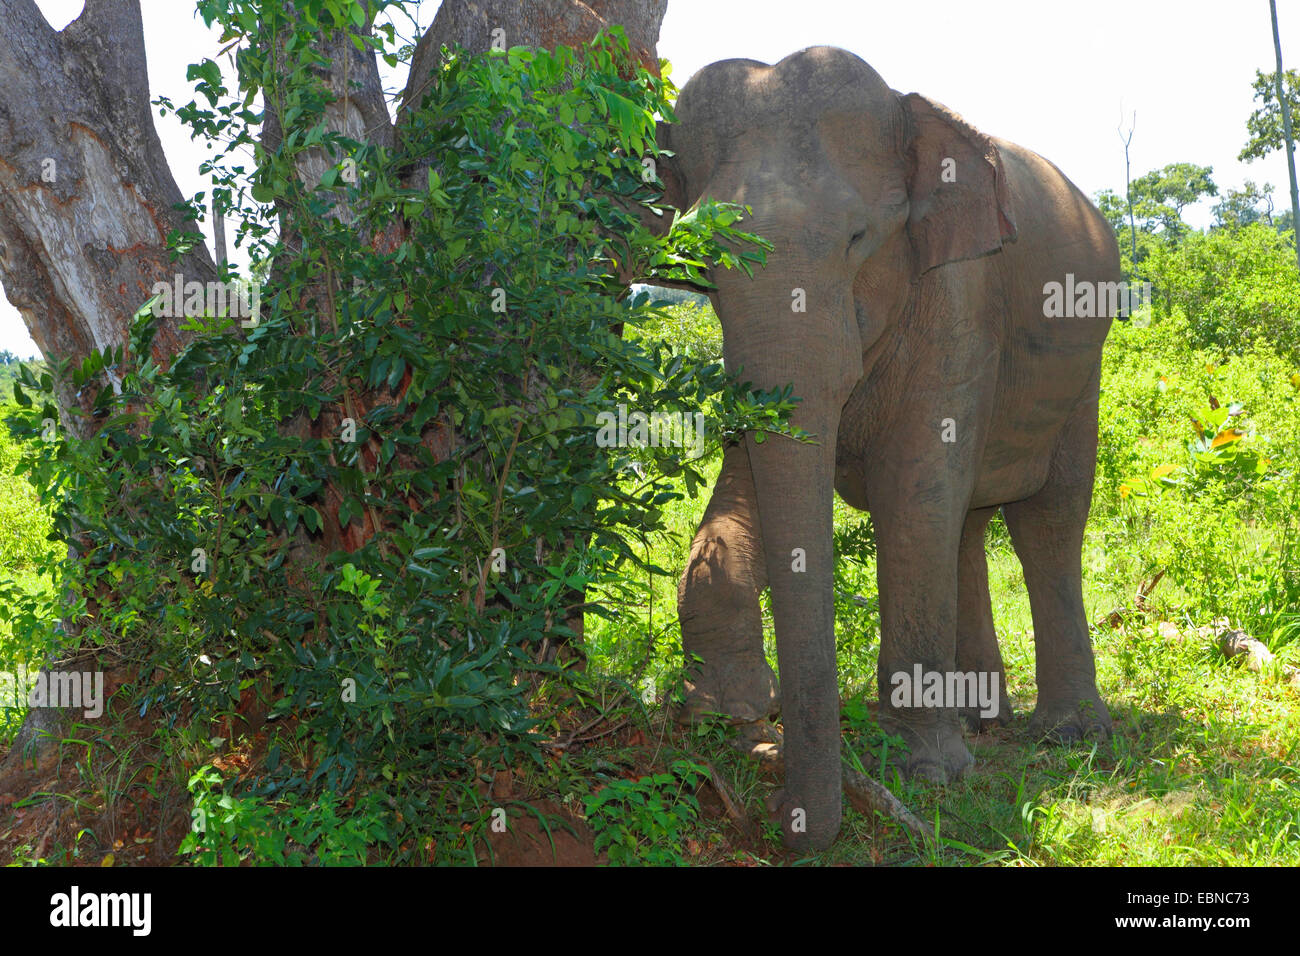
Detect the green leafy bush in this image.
<box><xmin>582</xmin><ymin>758</ymin><xmax>707</xmax><ymax>865</ymax></box>
<box><xmin>0</xmin><ymin>402</ymin><xmax>57</xmax><ymax>571</ymax></box>
<box><xmin>1096</xmin><ymin>310</ymin><xmax>1300</xmax><ymax>643</ymax></box>
<box><xmin>181</xmin><ymin>764</ymin><xmax>388</xmax><ymax>865</ymax></box>
<box><xmin>1142</xmin><ymin>223</ymin><xmax>1300</xmax><ymax>361</ymax></box>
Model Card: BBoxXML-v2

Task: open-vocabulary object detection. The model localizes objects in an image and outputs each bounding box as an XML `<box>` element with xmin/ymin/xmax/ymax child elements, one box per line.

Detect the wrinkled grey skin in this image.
<box><xmin>660</xmin><ymin>47</ymin><xmax>1118</xmax><ymax>851</ymax></box>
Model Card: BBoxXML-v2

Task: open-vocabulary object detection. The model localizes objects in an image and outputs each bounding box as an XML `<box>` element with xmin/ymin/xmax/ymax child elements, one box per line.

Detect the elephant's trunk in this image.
<box><xmin>715</xmin><ymin>279</ymin><xmax>861</xmax><ymax>850</ymax></box>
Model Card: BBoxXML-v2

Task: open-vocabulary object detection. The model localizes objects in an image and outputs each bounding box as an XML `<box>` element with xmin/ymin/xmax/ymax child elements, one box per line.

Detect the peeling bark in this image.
<box><xmin>0</xmin><ymin>0</ymin><xmax>214</xmax><ymax>429</ymax></box>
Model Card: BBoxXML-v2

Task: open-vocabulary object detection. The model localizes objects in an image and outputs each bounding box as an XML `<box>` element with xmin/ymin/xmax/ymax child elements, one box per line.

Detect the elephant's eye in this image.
<box><xmin>848</xmin><ymin>228</ymin><xmax>868</xmax><ymax>251</ymax></box>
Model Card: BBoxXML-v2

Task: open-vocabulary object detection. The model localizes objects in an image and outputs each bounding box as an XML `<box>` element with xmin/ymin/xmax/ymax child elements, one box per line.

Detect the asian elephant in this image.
<box><xmin>658</xmin><ymin>47</ymin><xmax>1118</xmax><ymax>851</ymax></box>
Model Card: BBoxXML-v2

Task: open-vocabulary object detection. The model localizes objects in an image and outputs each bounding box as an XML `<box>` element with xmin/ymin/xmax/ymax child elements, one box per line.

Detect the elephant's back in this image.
<box><xmin>989</xmin><ymin>135</ymin><xmax>1117</xmax><ymax>373</ymax></box>
<box><xmin>993</xmin><ymin>137</ymin><xmax>1121</xmax><ymax>286</ymax></box>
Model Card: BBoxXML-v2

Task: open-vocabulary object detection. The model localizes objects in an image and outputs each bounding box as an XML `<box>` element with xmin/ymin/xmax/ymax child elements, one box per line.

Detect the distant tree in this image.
<box><xmin>1096</xmin><ymin>189</ymin><xmax>1130</xmax><ymax>235</ymax></box>
<box><xmin>1239</xmin><ymin>68</ymin><xmax>1300</xmax><ymax>163</ymax></box>
<box><xmin>1214</xmin><ymin>180</ymin><xmax>1276</xmax><ymax>229</ymax></box>
<box><xmin>1269</xmin><ymin>0</ymin><xmax>1300</xmax><ymax>269</ymax></box>
<box><xmin>1096</xmin><ymin>162</ymin><xmax>1218</xmax><ymax>280</ymax></box>
<box><xmin>1240</xmin><ymin>1</ymin><xmax>1300</xmax><ymax>267</ymax></box>
<box><xmin>1118</xmin><ymin>110</ymin><xmax>1139</xmax><ymax>271</ymax></box>
<box><xmin>1143</xmin><ymin>222</ymin><xmax>1300</xmax><ymax>361</ymax></box>
<box><xmin>1131</xmin><ymin>163</ymin><xmax>1218</xmax><ymax>237</ymax></box>
<box><xmin>0</xmin><ymin>356</ymin><xmax>44</xmax><ymax>402</ymax></box>
<box><xmin>1096</xmin><ymin>164</ymin><xmax>1216</xmax><ymax>240</ymax></box>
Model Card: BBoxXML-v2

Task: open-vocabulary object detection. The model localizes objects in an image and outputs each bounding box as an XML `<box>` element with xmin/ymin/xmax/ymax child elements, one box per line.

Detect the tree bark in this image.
<box><xmin>1270</xmin><ymin>0</ymin><xmax>1300</xmax><ymax>269</ymax></box>
<box><xmin>0</xmin><ymin>0</ymin><xmax>217</xmax><ymax>776</ymax></box>
<box><xmin>0</xmin><ymin>0</ymin><xmax>213</xmax><ymax>429</ymax></box>
<box><xmin>403</xmin><ymin>0</ymin><xmax>665</xmax><ymax>124</ymax></box>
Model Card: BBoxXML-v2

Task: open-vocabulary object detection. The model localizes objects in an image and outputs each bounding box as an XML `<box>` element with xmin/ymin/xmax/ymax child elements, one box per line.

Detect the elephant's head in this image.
<box><xmin>657</xmin><ymin>47</ymin><xmax>1017</xmax><ymax>850</ymax></box>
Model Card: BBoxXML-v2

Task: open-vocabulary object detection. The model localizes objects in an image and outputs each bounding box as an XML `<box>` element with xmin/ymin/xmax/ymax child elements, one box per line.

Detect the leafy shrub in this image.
<box><xmin>1096</xmin><ymin>311</ymin><xmax>1300</xmax><ymax>641</ymax></box>
<box><xmin>627</xmin><ymin>301</ymin><xmax>722</xmax><ymax>365</ymax></box>
<box><xmin>1142</xmin><ymin>223</ymin><xmax>1300</xmax><ymax>361</ymax></box>
<box><xmin>181</xmin><ymin>764</ymin><xmax>388</xmax><ymax>865</ymax></box>
<box><xmin>0</xmin><ymin>402</ymin><xmax>57</xmax><ymax>571</ymax></box>
<box><xmin>582</xmin><ymin>758</ymin><xmax>707</xmax><ymax>865</ymax></box>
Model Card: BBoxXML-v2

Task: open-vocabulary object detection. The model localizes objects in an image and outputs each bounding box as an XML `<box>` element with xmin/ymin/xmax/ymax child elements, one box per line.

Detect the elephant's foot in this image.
<box><xmin>675</xmin><ymin>654</ymin><xmax>780</xmax><ymax>726</ymax></box>
<box><xmin>758</xmin><ymin>733</ymin><xmax>936</xmax><ymax>845</ymax></box>
<box><xmin>723</xmin><ymin>719</ymin><xmax>784</xmax><ymax>772</ymax></box>
<box><xmin>1027</xmin><ymin>690</ymin><xmax>1112</xmax><ymax>744</ymax></box>
<box><xmin>879</xmin><ymin>712</ymin><xmax>975</xmax><ymax>784</ymax></box>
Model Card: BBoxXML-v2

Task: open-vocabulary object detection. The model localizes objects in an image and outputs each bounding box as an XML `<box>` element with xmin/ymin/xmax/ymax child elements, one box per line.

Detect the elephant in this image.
<box><xmin>655</xmin><ymin>47</ymin><xmax>1119</xmax><ymax>851</ymax></box>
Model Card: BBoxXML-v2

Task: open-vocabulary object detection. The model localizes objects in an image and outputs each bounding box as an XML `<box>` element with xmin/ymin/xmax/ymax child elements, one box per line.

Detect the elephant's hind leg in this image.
<box><xmin>1002</xmin><ymin>393</ymin><xmax>1112</xmax><ymax>743</ymax></box>
<box><xmin>676</xmin><ymin>442</ymin><xmax>779</xmax><ymax>724</ymax></box>
<box><xmin>956</xmin><ymin>507</ymin><xmax>1014</xmax><ymax>732</ymax></box>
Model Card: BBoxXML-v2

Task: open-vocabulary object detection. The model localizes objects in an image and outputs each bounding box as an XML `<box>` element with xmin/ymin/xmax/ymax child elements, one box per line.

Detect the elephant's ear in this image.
<box><xmin>902</xmin><ymin>93</ymin><xmax>1018</xmax><ymax>274</ymax></box>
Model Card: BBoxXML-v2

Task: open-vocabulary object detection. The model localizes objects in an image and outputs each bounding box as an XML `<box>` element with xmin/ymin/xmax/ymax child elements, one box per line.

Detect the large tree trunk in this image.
<box><xmin>0</xmin><ymin>0</ymin><xmax>667</xmax><ymax>776</ymax></box>
<box><xmin>404</xmin><ymin>0</ymin><xmax>665</xmax><ymax>125</ymax></box>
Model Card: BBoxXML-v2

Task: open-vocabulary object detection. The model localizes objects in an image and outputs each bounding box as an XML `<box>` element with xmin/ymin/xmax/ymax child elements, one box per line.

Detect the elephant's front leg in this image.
<box><xmin>676</xmin><ymin>442</ymin><xmax>779</xmax><ymax>725</ymax></box>
<box><xmin>873</xmin><ymin>495</ymin><xmax>975</xmax><ymax>784</ymax></box>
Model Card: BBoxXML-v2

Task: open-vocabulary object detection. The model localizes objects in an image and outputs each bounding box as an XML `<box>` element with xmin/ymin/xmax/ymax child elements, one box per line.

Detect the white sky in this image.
<box><xmin>2</xmin><ymin>0</ymin><xmax>1295</xmax><ymax>357</ymax></box>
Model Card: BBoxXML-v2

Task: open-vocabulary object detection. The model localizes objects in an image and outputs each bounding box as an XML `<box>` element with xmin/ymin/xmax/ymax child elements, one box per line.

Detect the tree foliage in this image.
<box><xmin>1142</xmin><ymin>223</ymin><xmax>1300</xmax><ymax>361</ymax></box>
<box><xmin>1096</xmin><ymin>163</ymin><xmax>1217</xmax><ymax>241</ymax></box>
<box><xmin>4</xmin><ymin>5</ymin><xmax>783</xmax><ymax>863</ymax></box>
<box><xmin>1240</xmin><ymin>68</ymin><xmax>1300</xmax><ymax>163</ymax></box>
<box><xmin>1213</xmin><ymin>180</ymin><xmax>1277</xmax><ymax>230</ymax></box>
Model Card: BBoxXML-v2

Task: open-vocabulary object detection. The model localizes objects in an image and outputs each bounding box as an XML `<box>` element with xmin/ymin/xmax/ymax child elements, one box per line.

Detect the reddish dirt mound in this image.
<box><xmin>478</xmin><ymin>799</ymin><xmax>602</xmax><ymax>866</ymax></box>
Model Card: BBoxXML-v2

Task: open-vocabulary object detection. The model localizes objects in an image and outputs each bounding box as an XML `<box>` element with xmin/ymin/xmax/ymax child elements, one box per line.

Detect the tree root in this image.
<box><xmin>698</xmin><ymin>760</ymin><xmax>752</xmax><ymax>831</ymax></box>
<box><xmin>841</xmin><ymin>763</ymin><xmax>934</xmax><ymax>842</ymax></box>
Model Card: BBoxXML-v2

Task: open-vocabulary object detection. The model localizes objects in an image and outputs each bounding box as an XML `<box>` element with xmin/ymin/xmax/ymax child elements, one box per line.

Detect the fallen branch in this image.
<box><xmin>841</xmin><ymin>763</ymin><xmax>934</xmax><ymax>842</ymax></box>
<box><xmin>731</xmin><ymin>724</ymin><xmax>934</xmax><ymax>842</ymax></box>
<box><xmin>1219</xmin><ymin>629</ymin><xmax>1300</xmax><ymax>687</ymax></box>
<box><xmin>1096</xmin><ymin>568</ymin><xmax>1167</xmax><ymax>628</ymax></box>
<box><xmin>538</xmin><ymin>692</ymin><xmax>631</xmax><ymax>750</ymax></box>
